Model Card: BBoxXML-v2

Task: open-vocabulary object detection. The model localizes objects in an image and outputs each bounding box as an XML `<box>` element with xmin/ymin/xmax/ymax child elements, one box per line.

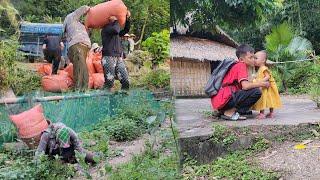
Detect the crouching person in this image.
<box><xmin>35</xmin><ymin>122</ymin><xmax>96</xmax><ymax>164</ymax></box>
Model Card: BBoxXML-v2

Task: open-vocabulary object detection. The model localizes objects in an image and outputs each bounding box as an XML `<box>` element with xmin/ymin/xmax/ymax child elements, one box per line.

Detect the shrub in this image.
<box><xmin>142</xmin><ymin>69</ymin><xmax>170</xmax><ymax>90</ymax></box>
<box><xmin>0</xmin><ymin>38</ymin><xmax>20</xmax><ymax>93</ymax></box>
<box><xmin>142</xmin><ymin>29</ymin><xmax>170</xmax><ymax>70</ymax></box>
<box><xmin>0</xmin><ymin>152</ymin><xmax>76</xmax><ymax>179</ymax></box>
<box><xmin>106</xmin><ymin>117</ymin><xmax>140</xmax><ymax>141</ymax></box>
<box><xmin>11</xmin><ymin>68</ymin><xmax>42</xmax><ymax>96</ymax></box>
<box><xmin>287</xmin><ymin>63</ymin><xmax>320</xmax><ymax>94</ymax></box>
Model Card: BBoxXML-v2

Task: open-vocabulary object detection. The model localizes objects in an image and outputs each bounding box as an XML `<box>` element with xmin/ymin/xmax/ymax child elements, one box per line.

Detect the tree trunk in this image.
<box><xmin>136</xmin><ymin>7</ymin><xmax>149</xmax><ymax>49</ymax></box>
<box><xmin>282</xmin><ymin>79</ymin><xmax>288</xmax><ymax>94</ymax></box>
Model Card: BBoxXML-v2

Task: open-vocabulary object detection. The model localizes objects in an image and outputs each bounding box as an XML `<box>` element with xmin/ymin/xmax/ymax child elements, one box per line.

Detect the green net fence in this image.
<box><xmin>0</xmin><ymin>89</ymin><xmax>166</xmax><ymax>147</ymax></box>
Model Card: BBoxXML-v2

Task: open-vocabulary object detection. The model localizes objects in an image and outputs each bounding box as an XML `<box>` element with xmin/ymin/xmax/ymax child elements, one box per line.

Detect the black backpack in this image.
<box><xmin>204</xmin><ymin>58</ymin><xmax>236</xmax><ymax>97</ymax></box>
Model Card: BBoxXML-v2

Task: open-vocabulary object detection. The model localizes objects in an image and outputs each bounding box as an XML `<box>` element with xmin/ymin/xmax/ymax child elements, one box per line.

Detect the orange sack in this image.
<box><xmin>37</xmin><ymin>64</ymin><xmax>52</xmax><ymax>76</ymax></box>
<box><xmin>88</xmin><ymin>75</ymin><xmax>94</xmax><ymax>89</ymax></box>
<box><xmin>57</xmin><ymin>70</ymin><xmax>69</xmax><ymax>77</ymax></box>
<box><xmin>93</xmin><ymin>60</ymin><xmax>104</xmax><ymax>73</ymax></box>
<box><xmin>9</xmin><ymin>104</ymin><xmax>48</xmax><ymax>139</ymax></box>
<box><xmin>41</xmin><ymin>75</ymin><xmax>73</xmax><ymax>92</ymax></box>
<box><xmin>64</xmin><ymin>63</ymin><xmax>74</xmax><ymax>80</ymax></box>
<box><xmin>92</xmin><ymin>73</ymin><xmax>105</xmax><ymax>89</ymax></box>
<box><xmin>85</xmin><ymin>0</ymin><xmax>127</xmax><ymax>29</ymax></box>
<box><xmin>86</xmin><ymin>53</ymin><xmax>97</xmax><ymax>74</ymax></box>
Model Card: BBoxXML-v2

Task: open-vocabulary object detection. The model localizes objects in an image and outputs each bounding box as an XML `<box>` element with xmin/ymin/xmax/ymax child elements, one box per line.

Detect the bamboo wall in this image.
<box><xmin>170</xmin><ymin>59</ymin><xmax>211</xmax><ymax>96</ymax></box>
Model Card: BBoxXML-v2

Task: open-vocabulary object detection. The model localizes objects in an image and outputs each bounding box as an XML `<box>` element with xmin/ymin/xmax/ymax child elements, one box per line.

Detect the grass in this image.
<box><xmin>182</xmin><ymin>138</ymin><xmax>279</xmax><ymax>180</ymax></box>
<box><xmin>211</xmin><ymin>124</ymin><xmax>237</xmax><ymax>147</ymax></box>
<box><xmin>108</xmin><ymin>120</ymin><xmax>181</xmax><ymax>180</ymax></box>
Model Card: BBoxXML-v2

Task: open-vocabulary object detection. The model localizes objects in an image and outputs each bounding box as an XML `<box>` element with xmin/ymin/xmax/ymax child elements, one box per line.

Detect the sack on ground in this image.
<box><xmin>85</xmin><ymin>0</ymin><xmax>127</xmax><ymax>29</ymax></box>
<box><xmin>37</xmin><ymin>64</ymin><xmax>52</xmax><ymax>76</ymax></box>
<box><xmin>41</xmin><ymin>75</ymin><xmax>73</xmax><ymax>92</ymax></box>
<box><xmin>88</xmin><ymin>75</ymin><xmax>94</xmax><ymax>89</ymax></box>
<box><xmin>9</xmin><ymin>104</ymin><xmax>48</xmax><ymax>139</ymax></box>
<box><xmin>64</xmin><ymin>63</ymin><xmax>74</xmax><ymax>80</ymax></box>
<box><xmin>93</xmin><ymin>60</ymin><xmax>104</xmax><ymax>73</ymax></box>
<box><xmin>86</xmin><ymin>53</ymin><xmax>96</xmax><ymax>74</ymax></box>
<box><xmin>92</xmin><ymin>73</ymin><xmax>105</xmax><ymax>89</ymax></box>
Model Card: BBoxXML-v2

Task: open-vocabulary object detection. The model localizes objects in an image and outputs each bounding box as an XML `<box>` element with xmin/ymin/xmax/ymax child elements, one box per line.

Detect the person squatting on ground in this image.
<box><xmin>211</xmin><ymin>44</ymin><xmax>270</xmax><ymax>121</ymax></box>
<box><xmin>63</xmin><ymin>6</ymin><xmax>91</xmax><ymax>91</ymax></box>
<box><xmin>252</xmin><ymin>50</ymin><xmax>282</xmax><ymax>119</ymax></box>
<box><xmin>42</xmin><ymin>35</ymin><xmax>64</xmax><ymax>74</ymax></box>
<box><xmin>35</xmin><ymin>122</ymin><xmax>96</xmax><ymax>164</ymax></box>
<box><xmin>101</xmin><ymin>11</ymin><xmax>131</xmax><ymax>90</ymax></box>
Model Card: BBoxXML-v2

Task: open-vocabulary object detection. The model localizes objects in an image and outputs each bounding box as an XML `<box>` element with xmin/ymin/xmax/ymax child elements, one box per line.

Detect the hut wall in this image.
<box><xmin>170</xmin><ymin>58</ymin><xmax>211</xmax><ymax>96</ymax></box>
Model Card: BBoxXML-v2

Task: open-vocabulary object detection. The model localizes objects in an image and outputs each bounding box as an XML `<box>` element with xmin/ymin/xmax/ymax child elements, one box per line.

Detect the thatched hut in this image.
<box><xmin>170</xmin><ymin>27</ymin><xmax>239</xmax><ymax>97</ymax></box>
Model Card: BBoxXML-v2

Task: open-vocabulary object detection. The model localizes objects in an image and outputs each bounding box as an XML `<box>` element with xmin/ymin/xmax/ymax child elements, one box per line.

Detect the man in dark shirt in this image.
<box><xmin>101</xmin><ymin>11</ymin><xmax>131</xmax><ymax>90</ymax></box>
<box><xmin>42</xmin><ymin>35</ymin><xmax>64</xmax><ymax>74</ymax></box>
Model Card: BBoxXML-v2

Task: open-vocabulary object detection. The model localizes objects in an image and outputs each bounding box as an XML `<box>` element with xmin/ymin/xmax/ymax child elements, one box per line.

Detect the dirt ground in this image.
<box><xmin>255</xmin><ymin>140</ymin><xmax>320</xmax><ymax>180</ymax></box>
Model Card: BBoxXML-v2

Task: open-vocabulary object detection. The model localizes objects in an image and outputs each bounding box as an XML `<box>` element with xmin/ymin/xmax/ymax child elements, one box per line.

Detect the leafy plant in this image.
<box><xmin>11</xmin><ymin>68</ymin><xmax>41</xmax><ymax>96</ymax></box>
<box><xmin>142</xmin><ymin>29</ymin><xmax>169</xmax><ymax>70</ymax></box>
<box><xmin>0</xmin><ymin>151</ymin><xmax>76</xmax><ymax>180</ymax></box>
<box><xmin>309</xmin><ymin>77</ymin><xmax>320</xmax><ymax>108</ymax></box>
<box><xmin>265</xmin><ymin>22</ymin><xmax>314</xmax><ymax>92</ymax></box>
<box><xmin>106</xmin><ymin>117</ymin><xmax>140</xmax><ymax>142</ymax></box>
<box><xmin>211</xmin><ymin>124</ymin><xmax>237</xmax><ymax>147</ymax></box>
<box><xmin>142</xmin><ymin>69</ymin><xmax>170</xmax><ymax>90</ymax></box>
<box><xmin>0</xmin><ymin>38</ymin><xmax>20</xmax><ymax>93</ymax></box>
<box><xmin>80</xmin><ymin>129</ymin><xmax>109</xmax><ymax>157</ymax></box>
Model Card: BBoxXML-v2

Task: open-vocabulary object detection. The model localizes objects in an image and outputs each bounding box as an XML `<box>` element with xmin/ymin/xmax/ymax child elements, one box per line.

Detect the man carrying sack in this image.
<box><xmin>101</xmin><ymin>11</ymin><xmax>131</xmax><ymax>90</ymax></box>
<box><xmin>63</xmin><ymin>6</ymin><xmax>91</xmax><ymax>91</ymax></box>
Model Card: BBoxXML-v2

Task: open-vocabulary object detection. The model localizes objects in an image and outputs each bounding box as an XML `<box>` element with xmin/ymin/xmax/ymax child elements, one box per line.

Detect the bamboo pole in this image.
<box><xmin>0</xmin><ymin>91</ymin><xmax>113</xmax><ymax>104</ymax></box>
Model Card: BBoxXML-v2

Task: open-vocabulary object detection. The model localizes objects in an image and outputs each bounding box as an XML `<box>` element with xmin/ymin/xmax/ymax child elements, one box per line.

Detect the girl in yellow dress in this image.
<box><xmin>252</xmin><ymin>51</ymin><xmax>282</xmax><ymax>119</ymax></box>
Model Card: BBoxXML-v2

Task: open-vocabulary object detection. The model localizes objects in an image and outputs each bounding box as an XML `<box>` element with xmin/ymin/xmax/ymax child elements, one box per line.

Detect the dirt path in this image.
<box><xmin>255</xmin><ymin>140</ymin><xmax>320</xmax><ymax>179</ymax></box>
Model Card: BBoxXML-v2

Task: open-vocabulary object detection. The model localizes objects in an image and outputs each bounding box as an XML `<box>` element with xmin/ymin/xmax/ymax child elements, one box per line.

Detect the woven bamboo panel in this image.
<box><xmin>170</xmin><ymin>59</ymin><xmax>211</xmax><ymax>96</ymax></box>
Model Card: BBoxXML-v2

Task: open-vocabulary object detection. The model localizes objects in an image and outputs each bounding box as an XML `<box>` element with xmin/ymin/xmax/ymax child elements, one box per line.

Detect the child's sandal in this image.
<box><xmin>257</xmin><ymin>113</ymin><xmax>266</xmax><ymax>120</ymax></box>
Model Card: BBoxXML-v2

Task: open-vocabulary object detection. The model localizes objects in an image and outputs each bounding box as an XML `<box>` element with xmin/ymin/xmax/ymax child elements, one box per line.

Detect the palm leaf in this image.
<box><xmin>265</xmin><ymin>22</ymin><xmax>294</xmax><ymax>52</ymax></box>
<box><xmin>287</xmin><ymin>36</ymin><xmax>313</xmax><ymax>60</ymax></box>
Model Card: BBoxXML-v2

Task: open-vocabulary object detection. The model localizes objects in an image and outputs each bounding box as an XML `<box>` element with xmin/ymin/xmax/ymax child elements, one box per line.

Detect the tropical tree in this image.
<box><xmin>142</xmin><ymin>29</ymin><xmax>169</xmax><ymax>70</ymax></box>
<box><xmin>264</xmin><ymin>22</ymin><xmax>313</xmax><ymax>92</ymax></box>
<box><xmin>170</xmin><ymin>0</ymin><xmax>283</xmax><ymax>33</ymax></box>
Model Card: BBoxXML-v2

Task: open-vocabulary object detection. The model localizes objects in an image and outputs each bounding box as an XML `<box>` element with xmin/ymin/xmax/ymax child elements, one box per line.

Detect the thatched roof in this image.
<box><xmin>170</xmin><ymin>36</ymin><xmax>237</xmax><ymax>61</ymax></box>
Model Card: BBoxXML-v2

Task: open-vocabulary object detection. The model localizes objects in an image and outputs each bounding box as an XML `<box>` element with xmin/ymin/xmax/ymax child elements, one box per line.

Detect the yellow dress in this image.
<box><xmin>252</xmin><ymin>66</ymin><xmax>282</xmax><ymax>111</ymax></box>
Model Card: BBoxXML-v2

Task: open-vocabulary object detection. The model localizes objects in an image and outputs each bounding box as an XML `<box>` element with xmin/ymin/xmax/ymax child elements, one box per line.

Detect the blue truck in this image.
<box><xmin>19</xmin><ymin>22</ymin><xmax>68</xmax><ymax>63</ymax></box>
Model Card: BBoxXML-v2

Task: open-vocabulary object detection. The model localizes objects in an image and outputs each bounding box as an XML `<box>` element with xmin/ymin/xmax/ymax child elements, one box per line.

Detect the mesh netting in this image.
<box><xmin>0</xmin><ymin>89</ymin><xmax>164</xmax><ymax>146</ymax></box>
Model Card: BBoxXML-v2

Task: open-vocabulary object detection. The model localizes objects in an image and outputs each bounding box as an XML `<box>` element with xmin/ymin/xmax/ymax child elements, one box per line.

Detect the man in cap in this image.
<box><xmin>128</xmin><ymin>34</ymin><xmax>136</xmax><ymax>54</ymax></box>
<box><xmin>63</xmin><ymin>6</ymin><xmax>91</xmax><ymax>91</ymax></box>
<box><xmin>121</xmin><ymin>34</ymin><xmax>130</xmax><ymax>59</ymax></box>
<box><xmin>35</xmin><ymin>122</ymin><xmax>96</xmax><ymax>164</ymax></box>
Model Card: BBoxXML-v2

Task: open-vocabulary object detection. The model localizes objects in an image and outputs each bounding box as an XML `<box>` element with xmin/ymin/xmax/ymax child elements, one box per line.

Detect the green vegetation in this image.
<box><xmin>182</xmin><ymin>138</ymin><xmax>278</xmax><ymax>180</ymax></box>
<box><xmin>0</xmin><ymin>151</ymin><xmax>76</xmax><ymax>180</ymax></box>
<box><xmin>109</xmin><ymin>120</ymin><xmax>180</xmax><ymax>180</ymax></box>
<box><xmin>142</xmin><ymin>29</ymin><xmax>170</xmax><ymax>70</ymax></box>
<box><xmin>211</xmin><ymin>124</ymin><xmax>237</xmax><ymax>147</ymax></box>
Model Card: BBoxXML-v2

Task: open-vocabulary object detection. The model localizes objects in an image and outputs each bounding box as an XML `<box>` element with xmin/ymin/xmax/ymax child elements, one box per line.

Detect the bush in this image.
<box><xmin>287</xmin><ymin>63</ymin><xmax>320</xmax><ymax>94</ymax></box>
<box><xmin>0</xmin><ymin>152</ymin><xmax>76</xmax><ymax>179</ymax></box>
<box><xmin>11</xmin><ymin>68</ymin><xmax>42</xmax><ymax>96</ymax></box>
<box><xmin>106</xmin><ymin>117</ymin><xmax>140</xmax><ymax>141</ymax></box>
<box><xmin>0</xmin><ymin>38</ymin><xmax>20</xmax><ymax>93</ymax></box>
<box><xmin>142</xmin><ymin>69</ymin><xmax>170</xmax><ymax>90</ymax></box>
<box><xmin>142</xmin><ymin>30</ymin><xmax>170</xmax><ymax>70</ymax></box>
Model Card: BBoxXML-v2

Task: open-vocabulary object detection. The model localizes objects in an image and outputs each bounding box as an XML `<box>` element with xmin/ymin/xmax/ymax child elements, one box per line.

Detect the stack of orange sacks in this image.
<box><xmin>38</xmin><ymin>52</ymin><xmax>105</xmax><ymax>92</ymax></box>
